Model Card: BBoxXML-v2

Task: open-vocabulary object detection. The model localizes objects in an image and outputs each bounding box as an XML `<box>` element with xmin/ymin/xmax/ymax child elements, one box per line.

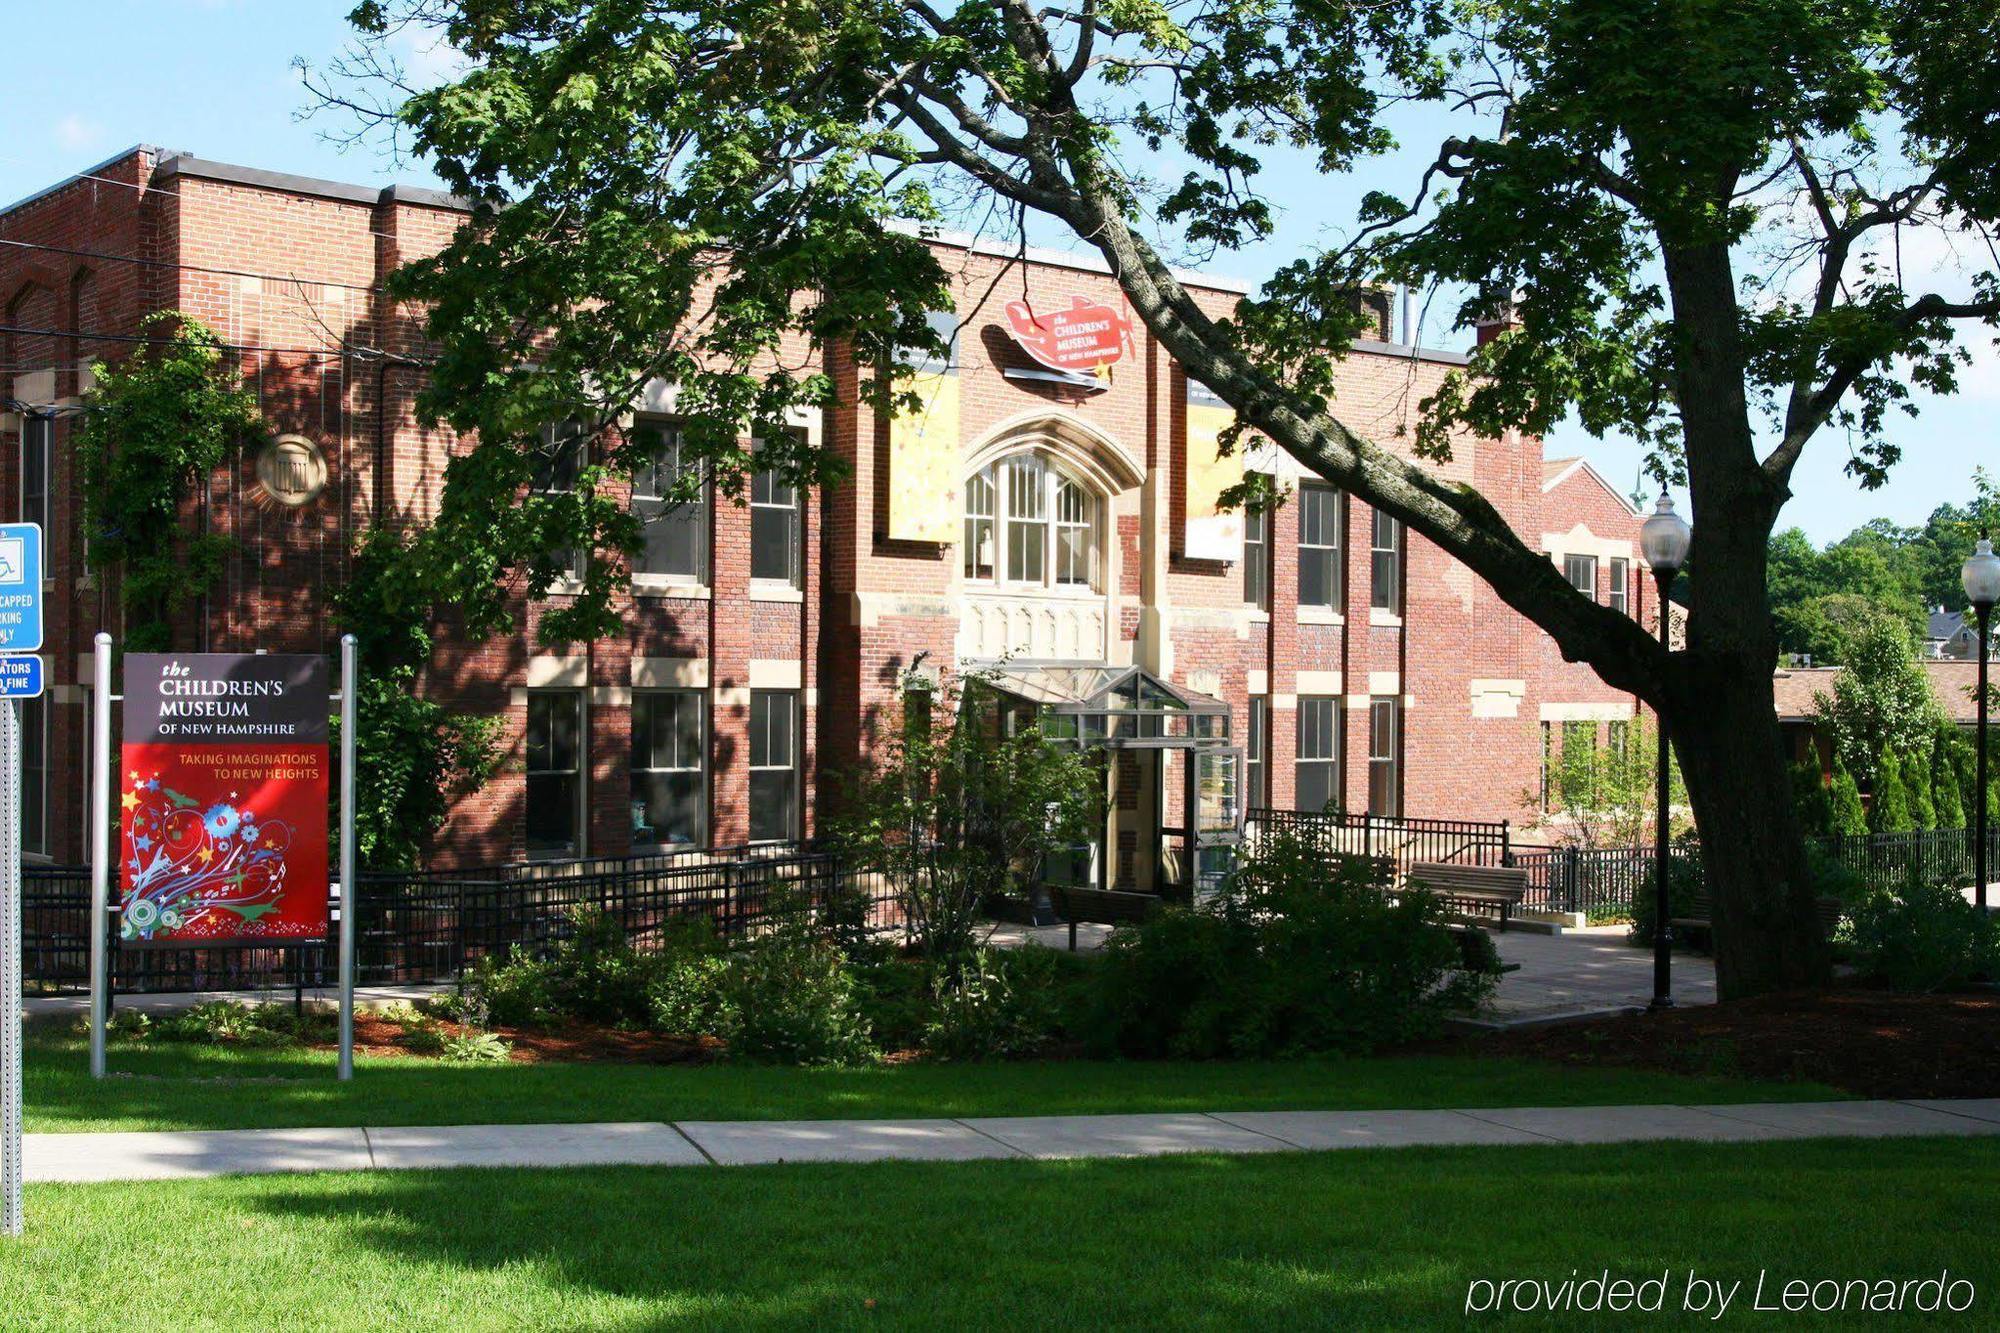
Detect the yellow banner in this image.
<box><xmin>1185</xmin><ymin>380</ymin><xmax>1245</xmax><ymax>562</ymax></box>
<box><xmin>887</xmin><ymin>368</ymin><xmax>960</xmax><ymax>543</ymax></box>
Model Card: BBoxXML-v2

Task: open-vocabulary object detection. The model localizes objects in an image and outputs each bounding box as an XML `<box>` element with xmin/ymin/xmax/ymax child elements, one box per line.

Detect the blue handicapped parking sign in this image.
<box><xmin>0</xmin><ymin>522</ymin><xmax>42</xmax><ymax>654</ymax></box>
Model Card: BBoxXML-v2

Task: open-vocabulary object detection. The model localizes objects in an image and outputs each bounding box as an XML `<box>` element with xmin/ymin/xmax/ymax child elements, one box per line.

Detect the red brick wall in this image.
<box><xmin>4</xmin><ymin>148</ymin><xmax>1649</xmax><ymax>867</ymax></box>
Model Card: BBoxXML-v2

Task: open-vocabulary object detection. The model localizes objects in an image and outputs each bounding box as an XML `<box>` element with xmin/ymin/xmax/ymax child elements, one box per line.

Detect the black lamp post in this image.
<box><xmin>1962</xmin><ymin>536</ymin><xmax>2000</xmax><ymax>911</ymax></box>
<box><xmin>1640</xmin><ymin>496</ymin><xmax>1691</xmax><ymax>1010</ymax></box>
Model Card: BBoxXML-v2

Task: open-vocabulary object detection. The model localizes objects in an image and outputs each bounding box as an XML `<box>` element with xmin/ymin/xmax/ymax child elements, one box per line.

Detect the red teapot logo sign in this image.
<box><xmin>1004</xmin><ymin>296</ymin><xmax>1134</xmax><ymax>375</ymax></box>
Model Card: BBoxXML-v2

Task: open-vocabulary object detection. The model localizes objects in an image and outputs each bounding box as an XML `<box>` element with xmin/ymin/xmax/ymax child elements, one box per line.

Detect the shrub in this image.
<box><xmin>1870</xmin><ymin>745</ymin><xmax>1913</xmax><ymax>833</ymax></box>
<box><xmin>1828</xmin><ymin>764</ymin><xmax>1868</xmax><ymax>837</ymax></box>
<box><xmin>922</xmin><ymin>946</ymin><xmax>1068</xmax><ymax>1061</ymax></box>
<box><xmin>646</xmin><ymin>951</ymin><xmax>735</xmax><ymax>1038</ymax></box>
<box><xmin>1846</xmin><ymin>881</ymin><xmax>1999</xmax><ymax>993</ymax></box>
<box><xmin>1627</xmin><ymin>845</ymin><xmax>1703</xmax><ymax>946</ymax></box>
<box><xmin>438</xmin><ymin>1028</ymin><xmax>514</xmax><ymax>1063</ymax></box>
<box><xmin>466</xmin><ymin>952</ymin><xmax>558</xmax><ymax>1028</ymax></box>
<box><xmin>721</xmin><ymin>932</ymin><xmax>876</xmax><ymax>1065</ymax></box>
<box><xmin>151</xmin><ymin>1000</ymin><xmax>332</xmax><ymax>1047</ymax></box>
<box><xmin>1090</xmin><ymin>834</ymin><xmax>1502</xmax><ymax>1059</ymax></box>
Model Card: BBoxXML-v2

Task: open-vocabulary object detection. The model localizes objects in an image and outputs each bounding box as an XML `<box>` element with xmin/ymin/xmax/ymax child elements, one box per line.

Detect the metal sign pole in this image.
<box><xmin>2</xmin><ymin>697</ymin><xmax>23</xmax><ymax>1236</ymax></box>
<box><xmin>337</xmin><ymin>633</ymin><xmax>357</xmax><ymax>1081</ymax></box>
<box><xmin>89</xmin><ymin>632</ymin><xmax>112</xmax><ymax>1080</ymax></box>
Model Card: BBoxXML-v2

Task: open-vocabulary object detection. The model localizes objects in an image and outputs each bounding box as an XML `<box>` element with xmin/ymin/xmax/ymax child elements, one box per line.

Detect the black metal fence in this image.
<box><xmin>1512</xmin><ymin>827</ymin><xmax>2000</xmax><ymax>917</ymax></box>
<box><xmin>1246</xmin><ymin>808</ymin><xmax>1513</xmax><ymax>876</ymax></box>
<box><xmin>23</xmin><ymin>843</ymin><xmax>901</xmax><ymax>995</ymax></box>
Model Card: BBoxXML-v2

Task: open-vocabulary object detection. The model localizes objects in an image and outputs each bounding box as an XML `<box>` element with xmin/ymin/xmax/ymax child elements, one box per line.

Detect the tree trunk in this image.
<box><xmin>1661</xmin><ymin>238</ymin><xmax>1831</xmax><ymax>998</ymax></box>
<box><xmin>1666</xmin><ymin>666</ymin><xmax>1830</xmax><ymax>997</ymax></box>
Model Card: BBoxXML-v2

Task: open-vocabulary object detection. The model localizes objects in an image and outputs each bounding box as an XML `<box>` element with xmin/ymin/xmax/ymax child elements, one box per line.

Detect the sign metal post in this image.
<box><xmin>0</xmin><ymin>521</ymin><xmax>43</xmax><ymax>1234</ymax></box>
<box><xmin>337</xmin><ymin>634</ymin><xmax>357</xmax><ymax>1081</ymax></box>
<box><xmin>89</xmin><ymin>633</ymin><xmax>112</xmax><ymax>1079</ymax></box>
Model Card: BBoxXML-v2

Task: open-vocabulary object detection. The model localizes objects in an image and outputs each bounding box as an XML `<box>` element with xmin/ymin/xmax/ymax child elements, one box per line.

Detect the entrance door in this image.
<box><xmin>1106</xmin><ymin>748</ymin><xmax>1163</xmax><ymax>893</ymax></box>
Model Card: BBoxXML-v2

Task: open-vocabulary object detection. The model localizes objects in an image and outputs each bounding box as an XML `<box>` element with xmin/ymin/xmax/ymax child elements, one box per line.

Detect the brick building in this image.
<box><xmin>2</xmin><ymin>146</ymin><xmax>1654</xmax><ymax>877</ymax></box>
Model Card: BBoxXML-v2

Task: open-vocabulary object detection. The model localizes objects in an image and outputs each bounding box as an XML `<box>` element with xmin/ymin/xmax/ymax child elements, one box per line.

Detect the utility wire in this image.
<box><xmin>0</xmin><ymin>235</ymin><xmax>382</xmax><ymax>295</ymax></box>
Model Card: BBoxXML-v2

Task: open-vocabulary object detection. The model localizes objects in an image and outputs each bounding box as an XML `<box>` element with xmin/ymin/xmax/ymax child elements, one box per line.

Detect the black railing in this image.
<box><xmin>23</xmin><ymin>843</ymin><xmax>901</xmax><ymax>995</ymax></box>
<box><xmin>1246</xmin><ymin>808</ymin><xmax>1513</xmax><ymax>876</ymax></box>
<box><xmin>1511</xmin><ymin>827</ymin><xmax>2000</xmax><ymax>917</ymax></box>
<box><xmin>1510</xmin><ymin>845</ymin><xmax>1701</xmax><ymax>917</ymax></box>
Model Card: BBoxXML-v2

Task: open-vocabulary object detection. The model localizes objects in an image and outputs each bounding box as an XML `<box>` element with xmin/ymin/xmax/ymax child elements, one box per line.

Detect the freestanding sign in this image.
<box><xmin>118</xmin><ymin>654</ymin><xmax>329</xmax><ymax>945</ymax></box>
<box><xmin>0</xmin><ymin>522</ymin><xmax>43</xmax><ymax>653</ymax></box>
<box><xmin>0</xmin><ymin>522</ymin><xmax>38</xmax><ymax>1235</ymax></box>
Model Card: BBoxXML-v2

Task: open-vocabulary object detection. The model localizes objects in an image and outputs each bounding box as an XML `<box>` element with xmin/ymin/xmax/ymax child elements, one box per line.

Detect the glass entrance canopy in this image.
<box><xmin>981</xmin><ymin>665</ymin><xmax>1232</xmax><ymax>748</ymax></box>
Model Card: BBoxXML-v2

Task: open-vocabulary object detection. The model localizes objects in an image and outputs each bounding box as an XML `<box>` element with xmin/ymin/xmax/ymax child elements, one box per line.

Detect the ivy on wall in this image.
<box><xmin>76</xmin><ymin>312</ymin><xmax>266</xmax><ymax>651</ymax></box>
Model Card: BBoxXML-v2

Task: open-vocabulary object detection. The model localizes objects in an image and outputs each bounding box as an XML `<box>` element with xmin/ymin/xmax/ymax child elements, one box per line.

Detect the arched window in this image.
<box><xmin>963</xmin><ymin>453</ymin><xmax>1100</xmax><ymax>590</ymax></box>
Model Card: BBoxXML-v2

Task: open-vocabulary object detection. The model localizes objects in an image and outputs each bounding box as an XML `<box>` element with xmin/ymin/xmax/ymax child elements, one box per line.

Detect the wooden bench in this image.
<box><xmin>1049</xmin><ymin>885</ymin><xmax>1163</xmax><ymax>925</ymax></box>
<box><xmin>1406</xmin><ymin>861</ymin><xmax>1528</xmax><ymax>931</ymax></box>
<box><xmin>1669</xmin><ymin>891</ymin><xmax>1844</xmax><ymax>943</ymax></box>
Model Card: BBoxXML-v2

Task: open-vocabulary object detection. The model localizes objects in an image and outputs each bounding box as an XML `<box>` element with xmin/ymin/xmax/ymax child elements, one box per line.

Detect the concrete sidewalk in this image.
<box><xmin>23</xmin><ymin>1099</ymin><xmax>2000</xmax><ymax>1183</ymax></box>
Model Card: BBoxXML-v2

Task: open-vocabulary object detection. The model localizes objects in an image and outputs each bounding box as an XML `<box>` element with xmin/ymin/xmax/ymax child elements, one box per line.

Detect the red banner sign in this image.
<box><xmin>119</xmin><ymin>653</ymin><xmax>329</xmax><ymax>945</ymax></box>
<box><xmin>1004</xmin><ymin>296</ymin><xmax>1133</xmax><ymax>374</ymax></box>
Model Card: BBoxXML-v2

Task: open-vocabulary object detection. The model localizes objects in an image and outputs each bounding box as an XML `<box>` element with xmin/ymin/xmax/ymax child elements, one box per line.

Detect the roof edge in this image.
<box><xmin>0</xmin><ymin>144</ymin><xmax>161</xmax><ymax>221</ymax></box>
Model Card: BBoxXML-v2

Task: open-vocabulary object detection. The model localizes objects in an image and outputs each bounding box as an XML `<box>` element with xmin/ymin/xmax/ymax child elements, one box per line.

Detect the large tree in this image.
<box><xmin>314</xmin><ymin>0</ymin><xmax>2000</xmax><ymax>997</ymax></box>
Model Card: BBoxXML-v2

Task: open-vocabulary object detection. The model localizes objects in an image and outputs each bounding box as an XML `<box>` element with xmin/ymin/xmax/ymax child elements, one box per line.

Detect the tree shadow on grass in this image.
<box><xmin>237</xmin><ymin>1153</ymin><xmax>1471</xmax><ymax>1329</ymax></box>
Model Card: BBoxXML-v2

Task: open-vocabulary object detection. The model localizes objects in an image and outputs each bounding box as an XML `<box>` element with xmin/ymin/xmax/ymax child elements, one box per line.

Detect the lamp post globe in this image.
<box><xmin>1963</xmin><ymin>536</ymin><xmax>1999</xmax><ymax>911</ymax></box>
<box><xmin>1641</xmin><ymin>495</ymin><xmax>1693</xmax><ymax>575</ymax></box>
<box><xmin>1642</xmin><ymin>496</ymin><xmax>1689</xmax><ymax>1011</ymax></box>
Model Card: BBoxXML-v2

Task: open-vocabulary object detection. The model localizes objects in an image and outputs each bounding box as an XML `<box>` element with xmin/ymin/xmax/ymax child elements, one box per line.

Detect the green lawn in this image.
<box><xmin>24</xmin><ymin>1018</ymin><xmax>1841</xmax><ymax>1134</ymax></box>
<box><xmin>7</xmin><ymin>1138</ymin><xmax>1997</xmax><ymax>1329</ymax></box>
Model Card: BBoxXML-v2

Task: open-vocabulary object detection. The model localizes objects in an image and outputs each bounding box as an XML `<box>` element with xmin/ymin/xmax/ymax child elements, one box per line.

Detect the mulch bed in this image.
<box><xmin>338</xmin><ymin>1013</ymin><xmax>724</xmax><ymax>1066</ymax></box>
<box><xmin>1466</xmin><ymin>985</ymin><xmax>2000</xmax><ymax>1100</ymax></box>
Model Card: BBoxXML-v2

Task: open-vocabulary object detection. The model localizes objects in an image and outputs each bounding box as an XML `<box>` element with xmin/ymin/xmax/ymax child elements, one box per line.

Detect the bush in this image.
<box><xmin>150</xmin><ymin>1000</ymin><xmax>333</xmax><ymax>1047</ymax></box>
<box><xmin>721</xmin><ymin>932</ymin><xmax>876</xmax><ymax>1065</ymax></box>
<box><xmin>438</xmin><ymin>1028</ymin><xmax>514</xmax><ymax>1063</ymax></box>
<box><xmin>466</xmin><ymin>952</ymin><xmax>558</xmax><ymax>1028</ymax></box>
<box><xmin>922</xmin><ymin>946</ymin><xmax>1068</xmax><ymax>1061</ymax></box>
<box><xmin>1089</xmin><ymin>834</ymin><xmax>1502</xmax><ymax>1059</ymax></box>
<box><xmin>646</xmin><ymin>951</ymin><xmax>735</xmax><ymax>1038</ymax></box>
<box><xmin>466</xmin><ymin>909</ymin><xmax>728</xmax><ymax>1030</ymax></box>
<box><xmin>1846</xmin><ymin>881</ymin><xmax>1999</xmax><ymax>993</ymax></box>
<box><xmin>1628</xmin><ymin>845</ymin><xmax>1703</xmax><ymax>946</ymax></box>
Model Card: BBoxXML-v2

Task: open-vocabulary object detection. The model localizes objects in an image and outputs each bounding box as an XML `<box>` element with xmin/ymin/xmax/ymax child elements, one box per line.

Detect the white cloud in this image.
<box><xmin>54</xmin><ymin>114</ymin><xmax>103</xmax><ymax>153</ymax></box>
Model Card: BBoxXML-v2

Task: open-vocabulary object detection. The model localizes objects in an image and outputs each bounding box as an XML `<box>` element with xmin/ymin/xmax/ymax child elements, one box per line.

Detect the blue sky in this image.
<box><xmin>5</xmin><ymin>0</ymin><xmax>1993</xmax><ymax>546</ymax></box>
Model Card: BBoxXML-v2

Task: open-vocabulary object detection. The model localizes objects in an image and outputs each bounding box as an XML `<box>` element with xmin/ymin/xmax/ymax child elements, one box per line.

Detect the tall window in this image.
<box><xmin>1608</xmin><ymin>557</ymin><xmax>1629</xmax><ymax>614</ymax></box>
<box><xmin>1054</xmin><ymin>473</ymin><xmax>1092</xmax><ymax>585</ymax></box>
<box><xmin>631</xmin><ymin>418</ymin><xmax>706</xmax><ymax>580</ymax></box>
<box><xmin>1298</xmin><ymin>483</ymin><xmax>1343</xmax><ymax>610</ymax></box>
<box><xmin>21</xmin><ymin>414</ymin><xmax>51</xmax><ymax>534</ymax></box>
<box><xmin>1246</xmin><ymin>696</ymin><xmax>1268</xmax><ymax>809</ymax></box>
<box><xmin>1370</xmin><ymin>510</ymin><xmax>1404</xmax><ymax>614</ymax></box>
<box><xmin>1368</xmin><ymin>697</ymin><xmax>1401</xmax><ymax>816</ymax></box>
<box><xmin>525</xmin><ymin>691</ymin><xmax>585</xmax><ymax>858</ymax></box>
<box><xmin>533</xmin><ymin>421</ymin><xmax>585</xmax><ymax>581</ymax></box>
<box><xmin>963</xmin><ymin>470</ymin><xmax>996</xmax><ymax>580</ymax></box>
<box><xmin>1243</xmin><ymin>500</ymin><xmax>1270</xmax><ymax>610</ymax></box>
<box><xmin>1563</xmin><ymin>553</ymin><xmax>1598</xmax><ymax>601</ymax></box>
<box><xmin>631</xmin><ymin>691</ymin><xmax>705</xmax><ymax>848</ymax></box>
<box><xmin>962</xmin><ymin>453</ymin><xmax>1098</xmax><ymax>591</ymax></box>
<box><xmin>21</xmin><ymin>692</ymin><xmax>46</xmax><ymax>856</ymax></box>
<box><xmin>1296</xmin><ymin>696</ymin><xmax>1343</xmax><ymax>812</ymax></box>
<box><xmin>748</xmin><ymin>690</ymin><xmax>799</xmax><ymax>843</ymax></box>
<box><xmin>750</xmin><ymin>465</ymin><xmax>801</xmax><ymax>585</ymax></box>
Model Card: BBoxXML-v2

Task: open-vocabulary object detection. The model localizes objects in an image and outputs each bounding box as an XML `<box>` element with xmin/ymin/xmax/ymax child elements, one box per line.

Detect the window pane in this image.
<box><xmin>526</xmin><ymin>775</ymin><xmax>578</xmax><ymax>854</ymax></box>
<box><xmin>1368</xmin><ymin>698</ymin><xmax>1400</xmax><ymax>816</ymax></box>
<box><xmin>1370</xmin><ymin>511</ymin><xmax>1402</xmax><ymax>612</ymax></box>
<box><xmin>1298</xmin><ymin>485</ymin><xmax>1342</xmax><ymax>608</ymax></box>
<box><xmin>634</xmin><ymin>771</ymin><xmax>703</xmax><ymax>847</ymax></box>
<box><xmin>1243</xmin><ymin>504</ymin><xmax>1269</xmax><ymax>609</ymax></box>
<box><xmin>751</xmin><ymin>500</ymin><xmax>796</xmax><ymax>582</ymax></box>
<box><xmin>1609</xmin><ymin>558</ymin><xmax>1629</xmax><ymax>612</ymax></box>
<box><xmin>632</xmin><ymin>423</ymin><xmax>705</xmax><ymax>578</ymax></box>
<box><xmin>1297</xmin><ymin>763</ymin><xmax>1336</xmax><ymax>813</ymax></box>
<box><xmin>22</xmin><ymin>694</ymin><xmax>45</xmax><ymax>854</ymax></box>
<box><xmin>749</xmin><ymin>770</ymin><xmax>797</xmax><ymax>843</ymax></box>
<box><xmin>23</xmin><ymin>418</ymin><xmax>50</xmax><ymax>531</ymax></box>
<box><xmin>1008</xmin><ymin>519</ymin><xmax>1045</xmax><ymax>583</ymax></box>
<box><xmin>1564</xmin><ymin>554</ymin><xmax>1598</xmax><ymax>599</ymax></box>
